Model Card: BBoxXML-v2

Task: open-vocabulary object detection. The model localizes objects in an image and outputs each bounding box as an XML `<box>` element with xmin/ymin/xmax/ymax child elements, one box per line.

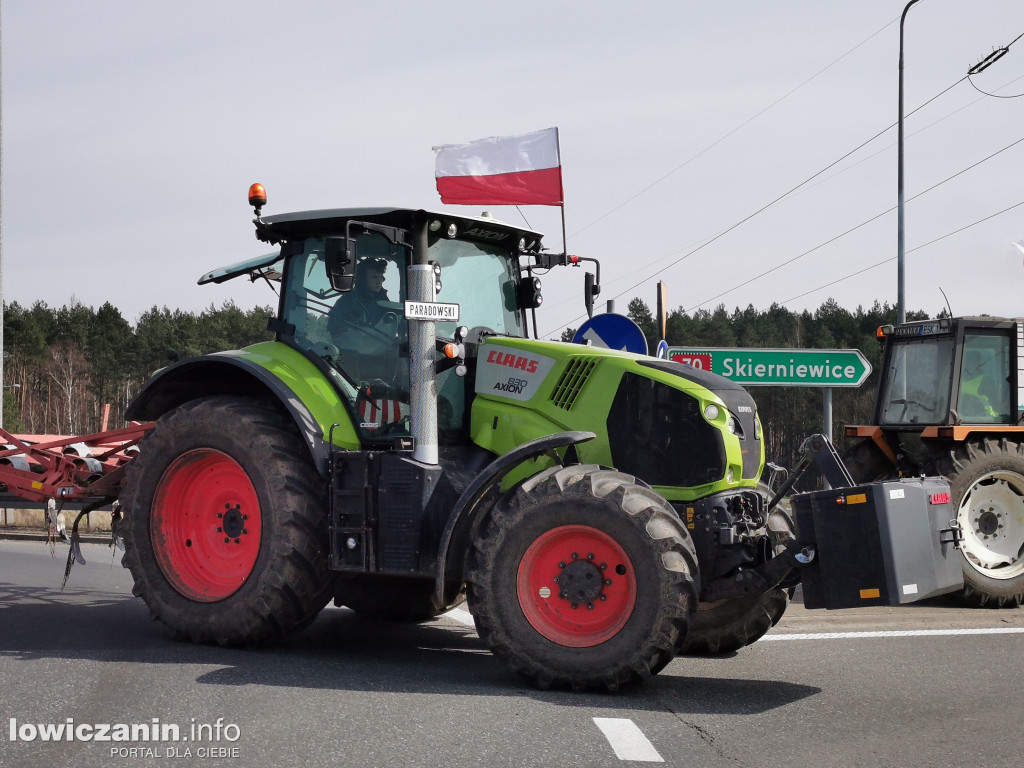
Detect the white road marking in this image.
<box><xmin>761</xmin><ymin>627</ymin><xmax>1024</xmax><ymax>641</ymax></box>
<box><xmin>446</xmin><ymin>607</ymin><xmax>476</xmax><ymax>627</ymax></box>
<box><xmin>593</xmin><ymin>718</ymin><xmax>664</xmax><ymax>763</ymax></box>
<box><xmin>446</xmin><ymin>608</ymin><xmax>1024</xmax><ymax>642</ymax></box>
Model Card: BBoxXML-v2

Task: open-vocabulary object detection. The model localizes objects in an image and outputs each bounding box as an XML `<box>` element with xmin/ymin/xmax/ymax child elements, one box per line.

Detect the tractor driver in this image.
<box><xmin>332</xmin><ymin>258</ymin><xmax>390</xmax><ymax>327</ymax></box>
<box><xmin>328</xmin><ymin>258</ymin><xmax>403</xmax><ymax>387</ymax></box>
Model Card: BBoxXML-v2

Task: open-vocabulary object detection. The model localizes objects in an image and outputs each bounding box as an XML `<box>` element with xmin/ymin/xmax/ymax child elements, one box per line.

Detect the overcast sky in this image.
<box><xmin>3</xmin><ymin>1</ymin><xmax>1023</xmax><ymax>337</ymax></box>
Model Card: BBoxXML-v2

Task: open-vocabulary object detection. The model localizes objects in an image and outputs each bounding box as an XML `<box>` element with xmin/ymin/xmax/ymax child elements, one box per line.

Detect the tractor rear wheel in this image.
<box><xmin>121</xmin><ymin>396</ymin><xmax>334</xmax><ymax>644</ymax></box>
<box><xmin>940</xmin><ymin>439</ymin><xmax>1024</xmax><ymax>607</ymax></box>
<box><xmin>466</xmin><ymin>465</ymin><xmax>699</xmax><ymax>691</ymax></box>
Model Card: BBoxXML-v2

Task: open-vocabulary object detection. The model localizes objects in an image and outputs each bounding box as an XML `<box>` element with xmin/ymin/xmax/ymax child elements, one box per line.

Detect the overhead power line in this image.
<box><xmin>779</xmin><ymin>198</ymin><xmax>1024</xmax><ymax>306</ymax></box>
<box><xmin>569</xmin><ymin>15</ymin><xmax>898</xmax><ymax>239</ymax></box>
<box><xmin>544</xmin><ymin>27</ymin><xmax>1024</xmax><ymax>337</ymax></box>
<box><xmin>604</xmin><ymin>78</ymin><xmax>967</xmax><ymax>302</ymax></box>
<box><xmin>543</xmin><ymin>72</ymin><xmax>972</xmax><ymax>336</ymax></box>
<box><xmin>687</xmin><ymin>133</ymin><xmax>1024</xmax><ymax>311</ymax></box>
<box><xmin>967</xmin><ymin>31</ymin><xmax>1024</xmax><ymax>98</ymax></box>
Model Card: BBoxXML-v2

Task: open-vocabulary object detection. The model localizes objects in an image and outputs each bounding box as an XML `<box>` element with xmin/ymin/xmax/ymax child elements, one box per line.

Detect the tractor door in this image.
<box><xmin>955</xmin><ymin>332</ymin><xmax>1012</xmax><ymax>424</ymax></box>
<box><xmin>279</xmin><ymin>233</ymin><xmax>412</xmax><ymax>443</ymax></box>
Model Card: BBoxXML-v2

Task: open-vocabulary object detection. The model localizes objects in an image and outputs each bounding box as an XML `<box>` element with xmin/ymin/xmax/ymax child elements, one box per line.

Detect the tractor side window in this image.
<box><xmin>878</xmin><ymin>337</ymin><xmax>954</xmax><ymax>425</ymax></box>
<box><xmin>957</xmin><ymin>334</ymin><xmax>1011</xmax><ymax>424</ymax></box>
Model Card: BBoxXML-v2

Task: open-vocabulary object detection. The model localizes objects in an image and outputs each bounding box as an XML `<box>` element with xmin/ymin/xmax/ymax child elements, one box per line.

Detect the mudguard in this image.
<box><xmin>126</xmin><ymin>342</ymin><xmax>360</xmax><ymax>475</ymax></box>
<box><xmin>433</xmin><ymin>430</ymin><xmax>596</xmax><ymax>606</ymax></box>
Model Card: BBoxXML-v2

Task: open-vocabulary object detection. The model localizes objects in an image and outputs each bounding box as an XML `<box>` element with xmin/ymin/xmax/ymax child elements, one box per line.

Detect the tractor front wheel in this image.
<box><xmin>679</xmin><ymin>590</ymin><xmax>789</xmax><ymax>655</ymax></box>
<box><xmin>466</xmin><ymin>465</ymin><xmax>699</xmax><ymax>691</ymax></box>
<box><xmin>120</xmin><ymin>396</ymin><xmax>334</xmax><ymax>644</ymax></box>
<box><xmin>680</xmin><ymin>500</ymin><xmax>794</xmax><ymax>655</ymax></box>
<box><xmin>941</xmin><ymin>439</ymin><xmax>1024</xmax><ymax>607</ymax></box>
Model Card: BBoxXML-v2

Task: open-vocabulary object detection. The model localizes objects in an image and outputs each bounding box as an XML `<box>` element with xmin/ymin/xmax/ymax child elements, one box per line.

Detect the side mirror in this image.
<box><xmin>584</xmin><ymin>271</ymin><xmax>600</xmax><ymax>318</ymax></box>
<box><xmin>325</xmin><ymin>236</ymin><xmax>355</xmax><ymax>292</ymax></box>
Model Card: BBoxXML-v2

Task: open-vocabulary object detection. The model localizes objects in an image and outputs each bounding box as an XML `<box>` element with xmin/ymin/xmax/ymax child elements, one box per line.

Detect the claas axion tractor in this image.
<box><xmin>14</xmin><ymin>186</ymin><xmax>964</xmax><ymax>690</ymax></box>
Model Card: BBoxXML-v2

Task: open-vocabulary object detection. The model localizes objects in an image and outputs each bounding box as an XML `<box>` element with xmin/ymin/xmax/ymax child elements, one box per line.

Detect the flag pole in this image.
<box><xmin>556</xmin><ymin>128</ymin><xmax>567</xmax><ymax>258</ymax></box>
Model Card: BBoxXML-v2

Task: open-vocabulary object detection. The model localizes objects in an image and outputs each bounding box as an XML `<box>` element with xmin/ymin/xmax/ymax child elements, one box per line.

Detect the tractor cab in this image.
<box><xmin>202</xmin><ymin>200</ymin><xmax>548</xmax><ymax>449</ymax></box>
<box><xmin>873</xmin><ymin>317</ymin><xmax>1018</xmax><ymax>431</ymax></box>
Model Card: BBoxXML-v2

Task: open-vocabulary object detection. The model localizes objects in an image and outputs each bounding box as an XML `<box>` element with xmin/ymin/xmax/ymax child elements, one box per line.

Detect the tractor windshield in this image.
<box><xmin>878</xmin><ymin>336</ymin><xmax>955</xmax><ymax>425</ymax></box>
<box><xmin>428</xmin><ymin>238</ymin><xmax>525</xmax><ymax>339</ymax></box>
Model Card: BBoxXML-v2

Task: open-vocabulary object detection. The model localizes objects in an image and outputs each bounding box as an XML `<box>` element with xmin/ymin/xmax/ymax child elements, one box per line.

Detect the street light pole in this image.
<box><xmin>897</xmin><ymin>0</ymin><xmax>924</xmax><ymax>326</ymax></box>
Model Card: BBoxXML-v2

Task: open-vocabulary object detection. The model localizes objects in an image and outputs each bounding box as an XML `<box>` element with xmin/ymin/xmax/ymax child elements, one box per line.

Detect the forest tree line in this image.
<box><xmin>1</xmin><ymin>300</ymin><xmax>274</xmax><ymax>436</ymax></box>
<box><xmin>2</xmin><ymin>296</ymin><xmax>930</xmax><ymax>473</ymax></box>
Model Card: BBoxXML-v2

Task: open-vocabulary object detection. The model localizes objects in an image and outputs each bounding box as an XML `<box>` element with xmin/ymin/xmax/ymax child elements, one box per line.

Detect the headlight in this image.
<box><xmin>703</xmin><ymin>404</ymin><xmax>720</xmax><ymax>421</ymax></box>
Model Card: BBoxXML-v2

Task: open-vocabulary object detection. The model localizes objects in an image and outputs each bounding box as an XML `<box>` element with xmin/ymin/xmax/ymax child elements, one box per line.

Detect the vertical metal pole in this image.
<box><xmin>822</xmin><ymin>387</ymin><xmax>833</xmax><ymax>490</ymax></box>
<box><xmin>556</xmin><ymin>127</ymin><xmax>567</xmax><ymax>257</ymax></box>
<box><xmin>897</xmin><ymin>0</ymin><xmax>924</xmax><ymax>326</ymax></box>
<box><xmin>822</xmin><ymin>387</ymin><xmax>833</xmax><ymax>442</ymax></box>
<box><xmin>409</xmin><ymin>221</ymin><xmax>438</xmax><ymax>465</ymax></box>
<box><xmin>0</xmin><ymin>0</ymin><xmax>5</xmax><ymax>430</ymax></box>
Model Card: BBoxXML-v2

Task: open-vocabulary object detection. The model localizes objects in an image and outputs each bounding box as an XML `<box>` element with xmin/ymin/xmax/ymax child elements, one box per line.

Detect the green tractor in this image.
<box><xmin>116</xmin><ymin>186</ymin><xmax>811</xmax><ymax>689</ymax></box>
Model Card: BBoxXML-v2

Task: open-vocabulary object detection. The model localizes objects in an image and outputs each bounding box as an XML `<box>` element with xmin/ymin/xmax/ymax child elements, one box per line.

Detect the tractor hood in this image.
<box><xmin>470</xmin><ymin>338</ymin><xmax>764</xmax><ymax>501</ymax></box>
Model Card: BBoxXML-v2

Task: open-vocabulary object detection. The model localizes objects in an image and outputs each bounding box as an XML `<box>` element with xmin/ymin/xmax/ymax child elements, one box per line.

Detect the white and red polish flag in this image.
<box><xmin>433</xmin><ymin>127</ymin><xmax>563</xmax><ymax>206</ymax></box>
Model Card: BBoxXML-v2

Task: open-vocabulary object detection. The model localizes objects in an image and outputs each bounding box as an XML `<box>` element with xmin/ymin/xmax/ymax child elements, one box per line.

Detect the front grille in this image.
<box><xmin>550</xmin><ymin>358</ymin><xmax>597</xmax><ymax>411</ymax></box>
<box><xmin>607</xmin><ymin>372</ymin><xmax>726</xmax><ymax>488</ymax></box>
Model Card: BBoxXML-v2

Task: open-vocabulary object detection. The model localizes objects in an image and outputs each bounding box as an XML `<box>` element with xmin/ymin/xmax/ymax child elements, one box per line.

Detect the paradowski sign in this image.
<box><xmin>666</xmin><ymin>348</ymin><xmax>872</xmax><ymax>388</ymax></box>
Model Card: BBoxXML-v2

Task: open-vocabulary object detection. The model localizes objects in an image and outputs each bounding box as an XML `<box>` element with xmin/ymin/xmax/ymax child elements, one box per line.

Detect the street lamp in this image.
<box><xmin>897</xmin><ymin>0</ymin><xmax>925</xmax><ymax>326</ymax></box>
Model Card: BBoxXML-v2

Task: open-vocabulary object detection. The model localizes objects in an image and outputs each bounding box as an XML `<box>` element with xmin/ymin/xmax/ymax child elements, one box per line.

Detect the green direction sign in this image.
<box><xmin>665</xmin><ymin>347</ymin><xmax>872</xmax><ymax>387</ymax></box>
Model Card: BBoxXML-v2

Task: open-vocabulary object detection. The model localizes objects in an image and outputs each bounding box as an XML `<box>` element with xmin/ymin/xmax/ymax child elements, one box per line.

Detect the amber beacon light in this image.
<box><xmin>248</xmin><ymin>183</ymin><xmax>267</xmax><ymax>215</ymax></box>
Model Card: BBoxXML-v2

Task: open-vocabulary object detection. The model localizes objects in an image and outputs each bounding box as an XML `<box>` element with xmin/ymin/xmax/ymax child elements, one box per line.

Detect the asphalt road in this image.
<box><xmin>2</xmin><ymin>539</ymin><xmax>1023</xmax><ymax>768</ymax></box>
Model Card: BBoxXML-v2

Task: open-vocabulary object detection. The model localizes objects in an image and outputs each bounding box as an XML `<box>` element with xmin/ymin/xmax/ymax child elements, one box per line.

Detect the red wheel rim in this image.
<box><xmin>150</xmin><ymin>449</ymin><xmax>261</xmax><ymax>602</ymax></box>
<box><xmin>517</xmin><ymin>525</ymin><xmax>636</xmax><ymax>647</ymax></box>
